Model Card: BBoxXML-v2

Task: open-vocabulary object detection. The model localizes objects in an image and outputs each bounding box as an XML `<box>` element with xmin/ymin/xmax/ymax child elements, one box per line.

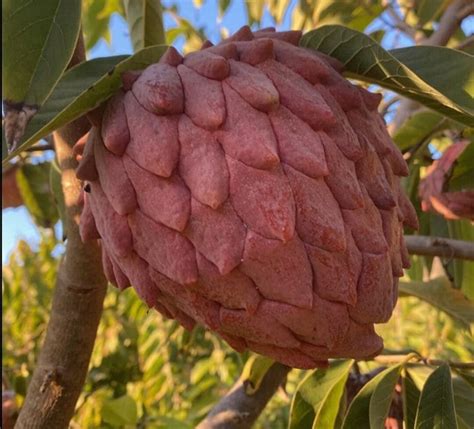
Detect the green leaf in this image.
<box><xmin>240</xmin><ymin>354</ymin><xmax>274</xmax><ymax>395</ymax></box>
<box><xmin>393</xmin><ymin>111</ymin><xmax>448</xmax><ymax>151</ymax></box>
<box><xmin>246</xmin><ymin>0</ymin><xmax>265</xmax><ymax>26</ymax></box>
<box><xmin>448</xmin><ymin>142</ymin><xmax>474</xmax><ymax>192</ymax></box>
<box><xmin>369</xmin><ymin>365</ymin><xmax>403</xmax><ymax>429</ymax></box>
<box><xmin>101</xmin><ymin>394</ymin><xmax>138</xmax><ymax>426</ymax></box>
<box><xmin>82</xmin><ymin>0</ymin><xmax>123</xmax><ymax>51</ymax></box>
<box><xmin>124</xmin><ymin>0</ymin><xmax>165</xmax><ymax>51</ymax></box>
<box><xmin>448</xmin><ymin>220</ymin><xmax>474</xmax><ymax>300</ymax></box>
<box><xmin>399</xmin><ymin>277</ymin><xmax>474</xmax><ymax>329</ymax></box>
<box><xmin>403</xmin><ymin>373</ymin><xmax>421</xmax><ymax>429</ymax></box>
<box><xmin>3</xmin><ymin>45</ymin><xmax>168</xmax><ymax>164</ymax></box>
<box><xmin>414</xmin><ymin>364</ymin><xmax>457</xmax><ymax>429</ymax></box>
<box><xmin>300</xmin><ymin>26</ymin><xmax>474</xmax><ymax>126</ymax></box>
<box><xmin>289</xmin><ymin>359</ymin><xmax>353</xmax><ymax>429</ymax></box>
<box><xmin>390</xmin><ymin>46</ymin><xmax>474</xmax><ymax>116</ymax></box>
<box><xmin>16</xmin><ymin>162</ymin><xmax>59</xmax><ymax>228</ymax></box>
<box><xmin>414</xmin><ymin>0</ymin><xmax>449</xmax><ymax>26</ymax></box>
<box><xmin>2</xmin><ymin>0</ymin><xmax>81</xmax><ymax>107</ymax></box>
<box><xmin>452</xmin><ymin>375</ymin><xmax>474</xmax><ymax>428</ymax></box>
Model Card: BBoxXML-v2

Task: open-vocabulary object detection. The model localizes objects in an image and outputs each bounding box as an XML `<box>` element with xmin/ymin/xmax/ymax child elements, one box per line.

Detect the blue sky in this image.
<box><xmin>2</xmin><ymin>1</ymin><xmax>472</xmax><ymax>263</ymax></box>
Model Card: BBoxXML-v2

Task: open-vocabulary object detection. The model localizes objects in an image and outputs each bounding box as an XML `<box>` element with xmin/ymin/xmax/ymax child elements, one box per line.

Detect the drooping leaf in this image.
<box><xmin>240</xmin><ymin>354</ymin><xmax>274</xmax><ymax>395</ymax></box>
<box><xmin>452</xmin><ymin>375</ymin><xmax>474</xmax><ymax>428</ymax></box>
<box><xmin>16</xmin><ymin>162</ymin><xmax>59</xmax><ymax>228</ymax></box>
<box><xmin>123</xmin><ymin>0</ymin><xmax>165</xmax><ymax>51</ymax></box>
<box><xmin>447</xmin><ymin>220</ymin><xmax>474</xmax><ymax>301</ymax></box>
<box><xmin>2</xmin><ymin>0</ymin><xmax>82</xmax><ymax>107</ymax></box>
<box><xmin>403</xmin><ymin>373</ymin><xmax>421</xmax><ymax>429</ymax></box>
<box><xmin>343</xmin><ymin>361</ymin><xmax>410</xmax><ymax>429</ymax></box>
<box><xmin>300</xmin><ymin>26</ymin><xmax>474</xmax><ymax>126</ymax></box>
<box><xmin>414</xmin><ymin>364</ymin><xmax>457</xmax><ymax>429</ymax></box>
<box><xmin>399</xmin><ymin>277</ymin><xmax>474</xmax><ymax>329</ymax></box>
<box><xmin>2</xmin><ymin>45</ymin><xmax>168</xmax><ymax>164</ymax></box>
<box><xmin>447</xmin><ymin>142</ymin><xmax>474</xmax><ymax>192</ymax></box>
<box><xmin>101</xmin><ymin>394</ymin><xmax>138</xmax><ymax>426</ymax></box>
<box><xmin>369</xmin><ymin>365</ymin><xmax>403</xmax><ymax>429</ymax></box>
<box><xmin>289</xmin><ymin>360</ymin><xmax>353</xmax><ymax>429</ymax></box>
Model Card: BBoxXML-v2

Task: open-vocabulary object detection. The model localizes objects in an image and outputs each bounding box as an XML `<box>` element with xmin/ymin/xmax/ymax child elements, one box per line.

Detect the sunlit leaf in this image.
<box><xmin>101</xmin><ymin>394</ymin><xmax>138</xmax><ymax>426</ymax></box>
<box><xmin>399</xmin><ymin>277</ymin><xmax>474</xmax><ymax>329</ymax></box>
<box><xmin>123</xmin><ymin>0</ymin><xmax>165</xmax><ymax>51</ymax></box>
<box><xmin>82</xmin><ymin>0</ymin><xmax>123</xmax><ymax>51</ymax></box>
<box><xmin>300</xmin><ymin>26</ymin><xmax>474</xmax><ymax>126</ymax></box>
<box><xmin>240</xmin><ymin>354</ymin><xmax>274</xmax><ymax>395</ymax></box>
<box><xmin>289</xmin><ymin>359</ymin><xmax>353</xmax><ymax>429</ymax></box>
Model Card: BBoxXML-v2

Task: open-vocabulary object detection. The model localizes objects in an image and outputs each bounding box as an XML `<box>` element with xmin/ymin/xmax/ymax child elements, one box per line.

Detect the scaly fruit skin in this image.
<box><xmin>76</xmin><ymin>26</ymin><xmax>418</xmax><ymax>369</ymax></box>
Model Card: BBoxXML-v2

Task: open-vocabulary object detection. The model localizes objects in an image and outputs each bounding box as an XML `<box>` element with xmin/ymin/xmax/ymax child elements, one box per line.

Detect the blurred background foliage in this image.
<box><xmin>2</xmin><ymin>0</ymin><xmax>473</xmax><ymax>428</ymax></box>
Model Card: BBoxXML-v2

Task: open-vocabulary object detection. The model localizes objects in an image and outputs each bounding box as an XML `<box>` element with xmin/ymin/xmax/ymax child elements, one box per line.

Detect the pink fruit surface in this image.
<box><xmin>76</xmin><ymin>26</ymin><xmax>417</xmax><ymax>369</ymax></box>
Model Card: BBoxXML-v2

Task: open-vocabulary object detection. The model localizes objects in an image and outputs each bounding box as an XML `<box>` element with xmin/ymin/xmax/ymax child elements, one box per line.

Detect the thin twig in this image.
<box><xmin>24</xmin><ymin>144</ymin><xmax>55</xmax><ymax>152</ymax></box>
<box><xmin>374</xmin><ymin>354</ymin><xmax>474</xmax><ymax>369</ymax></box>
<box><xmin>405</xmin><ymin>235</ymin><xmax>474</xmax><ymax>261</ymax></box>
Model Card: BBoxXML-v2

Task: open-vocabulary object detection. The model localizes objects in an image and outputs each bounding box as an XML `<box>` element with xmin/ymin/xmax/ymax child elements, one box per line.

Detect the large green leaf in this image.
<box><xmin>2</xmin><ymin>45</ymin><xmax>168</xmax><ymax>165</ymax></box>
<box><xmin>399</xmin><ymin>277</ymin><xmax>474</xmax><ymax>329</ymax></box>
<box><xmin>124</xmin><ymin>0</ymin><xmax>165</xmax><ymax>51</ymax></box>
<box><xmin>391</xmin><ymin>46</ymin><xmax>474</xmax><ymax>115</ymax></box>
<box><xmin>2</xmin><ymin>0</ymin><xmax>81</xmax><ymax>107</ymax></box>
<box><xmin>414</xmin><ymin>364</ymin><xmax>457</xmax><ymax>429</ymax></box>
<box><xmin>300</xmin><ymin>26</ymin><xmax>474</xmax><ymax>126</ymax></box>
<box><xmin>289</xmin><ymin>360</ymin><xmax>353</xmax><ymax>429</ymax></box>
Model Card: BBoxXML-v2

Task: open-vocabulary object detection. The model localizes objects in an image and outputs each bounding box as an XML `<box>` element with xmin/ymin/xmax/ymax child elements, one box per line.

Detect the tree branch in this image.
<box><xmin>404</xmin><ymin>235</ymin><xmax>474</xmax><ymax>261</ymax></box>
<box><xmin>196</xmin><ymin>363</ymin><xmax>290</xmax><ymax>429</ymax></box>
<box><xmin>15</xmin><ymin>33</ymin><xmax>107</xmax><ymax>429</ymax></box>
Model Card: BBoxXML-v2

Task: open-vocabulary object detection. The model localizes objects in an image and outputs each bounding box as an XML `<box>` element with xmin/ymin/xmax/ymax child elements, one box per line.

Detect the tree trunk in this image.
<box><xmin>15</xmin><ymin>36</ymin><xmax>108</xmax><ymax>429</ymax></box>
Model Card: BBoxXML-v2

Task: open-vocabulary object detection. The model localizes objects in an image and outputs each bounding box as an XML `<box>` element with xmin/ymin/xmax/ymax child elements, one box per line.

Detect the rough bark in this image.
<box><xmin>14</xmin><ymin>35</ymin><xmax>108</xmax><ymax>429</ymax></box>
<box><xmin>196</xmin><ymin>363</ymin><xmax>291</xmax><ymax>429</ymax></box>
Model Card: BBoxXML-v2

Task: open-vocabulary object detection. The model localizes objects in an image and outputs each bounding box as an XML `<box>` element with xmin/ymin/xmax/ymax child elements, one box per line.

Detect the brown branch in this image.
<box><xmin>196</xmin><ymin>363</ymin><xmax>291</xmax><ymax>429</ymax></box>
<box><xmin>374</xmin><ymin>354</ymin><xmax>474</xmax><ymax>369</ymax></box>
<box><xmin>14</xmin><ymin>33</ymin><xmax>107</xmax><ymax>429</ymax></box>
<box><xmin>405</xmin><ymin>235</ymin><xmax>474</xmax><ymax>261</ymax></box>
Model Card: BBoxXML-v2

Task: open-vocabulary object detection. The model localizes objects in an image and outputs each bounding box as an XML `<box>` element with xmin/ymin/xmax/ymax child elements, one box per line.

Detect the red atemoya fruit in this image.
<box><xmin>76</xmin><ymin>26</ymin><xmax>417</xmax><ymax>369</ymax></box>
